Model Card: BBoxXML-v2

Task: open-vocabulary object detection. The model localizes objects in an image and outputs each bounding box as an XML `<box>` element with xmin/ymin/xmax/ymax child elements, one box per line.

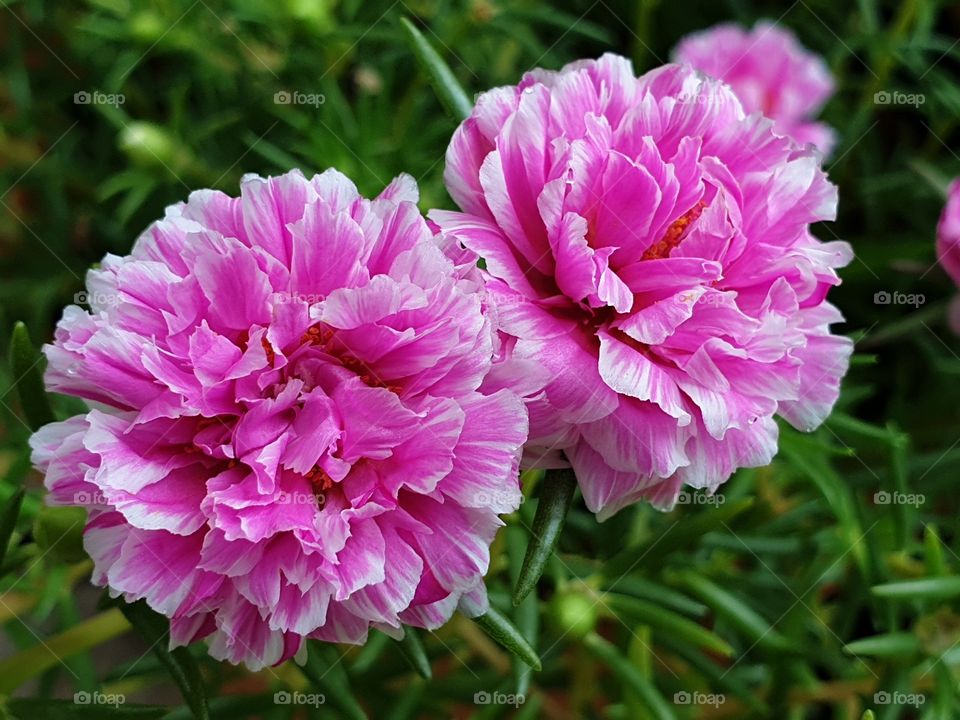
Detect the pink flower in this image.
<box><xmin>30</xmin><ymin>169</ymin><xmax>529</xmax><ymax>669</ymax></box>
<box><xmin>432</xmin><ymin>56</ymin><xmax>853</xmax><ymax>520</ymax></box>
<box><xmin>672</xmin><ymin>21</ymin><xmax>836</xmax><ymax>155</ymax></box>
<box><xmin>937</xmin><ymin>178</ymin><xmax>960</xmax><ymax>332</ymax></box>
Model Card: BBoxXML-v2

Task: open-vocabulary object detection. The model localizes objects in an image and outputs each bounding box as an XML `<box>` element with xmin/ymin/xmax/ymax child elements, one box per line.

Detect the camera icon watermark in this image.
<box><xmin>74</xmin><ymin>90</ymin><xmax>125</xmax><ymax>107</ymax></box>
<box><xmin>873</xmin><ymin>290</ymin><xmax>925</xmax><ymax>308</ymax></box>
<box><xmin>873</xmin><ymin>490</ymin><xmax>925</xmax><ymax>507</ymax></box>
<box><xmin>273</xmin><ymin>90</ymin><xmax>326</xmax><ymax>108</ymax></box>
<box><xmin>473</xmin><ymin>691</ymin><xmax>525</xmax><ymax>707</ymax></box>
<box><xmin>874</xmin><ymin>90</ymin><xmax>925</xmax><ymax>108</ymax></box>
<box><xmin>74</xmin><ymin>691</ymin><xmax>125</xmax><ymax>708</ymax></box>
<box><xmin>673</xmin><ymin>691</ymin><xmax>726</xmax><ymax>707</ymax></box>
<box><xmin>274</xmin><ymin>690</ymin><xmax>325</xmax><ymax>707</ymax></box>
<box><xmin>874</xmin><ymin>690</ymin><xmax>925</xmax><ymax>708</ymax></box>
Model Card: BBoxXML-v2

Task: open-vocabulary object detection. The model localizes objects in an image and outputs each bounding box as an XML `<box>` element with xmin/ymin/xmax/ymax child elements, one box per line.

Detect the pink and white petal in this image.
<box><xmin>597</xmin><ymin>329</ymin><xmax>691</xmax><ymax>424</ymax></box>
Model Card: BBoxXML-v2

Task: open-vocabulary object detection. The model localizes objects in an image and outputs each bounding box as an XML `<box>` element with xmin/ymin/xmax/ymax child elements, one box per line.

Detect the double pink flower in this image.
<box><xmin>31</xmin><ymin>45</ymin><xmax>851</xmax><ymax>667</ymax></box>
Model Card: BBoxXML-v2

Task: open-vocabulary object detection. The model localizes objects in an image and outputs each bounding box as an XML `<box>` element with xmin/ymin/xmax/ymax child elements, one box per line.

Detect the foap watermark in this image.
<box><xmin>473</xmin><ymin>691</ymin><xmax>525</xmax><ymax>707</ymax></box>
<box><xmin>874</xmin><ymin>691</ymin><xmax>925</xmax><ymax>708</ymax></box>
<box><xmin>274</xmin><ymin>90</ymin><xmax>325</xmax><ymax>108</ymax></box>
<box><xmin>873</xmin><ymin>290</ymin><xmax>925</xmax><ymax>308</ymax></box>
<box><xmin>74</xmin><ymin>290</ymin><xmax>121</xmax><ymax>307</ymax></box>
<box><xmin>473</xmin><ymin>490</ymin><xmax>523</xmax><ymax>507</ymax></box>
<box><xmin>874</xmin><ymin>90</ymin><xmax>925</xmax><ymax>108</ymax></box>
<box><xmin>676</xmin><ymin>491</ymin><xmax>725</xmax><ymax>507</ymax></box>
<box><xmin>274</xmin><ymin>690</ymin><xmax>326</xmax><ymax>707</ymax></box>
<box><xmin>676</xmin><ymin>92</ymin><xmax>712</xmax><ymax>105</ymax></box>
<box><xmin>277</xmin><ymin>491</ymin><xmax>325</xmax><ymax>508</ymax></box>
<box><xmin>675</xmin><ymin>290</ymin><xmax>727</xmax><ymax>307</ymax></box>
<box><xmin>674</xmin><ymin>691</ymin><xmax>726</xmax><ymax>708</ymax></box>
<box><xmin>873</xmin><ymin>490</ymin><xmax>925</xmax><ymax>508</ymax></box>
<box><xmin>74</xmin><ymin>691</ymin><xmax>125</xmax><ymax>708</ymax></box>
<box><xmin>74</xmin><ymin>490</ymin><xmax>114</xmax><ymax>505</ymax></box>
<box><xmin>74</xmin><ymin>90</ymin><xmax>125</xmax><ymax>107</ymax></box>
<box><xmin>271</xmin><ymin>291</ymin><xmax>326</xmax><ymax>305</ymax></box>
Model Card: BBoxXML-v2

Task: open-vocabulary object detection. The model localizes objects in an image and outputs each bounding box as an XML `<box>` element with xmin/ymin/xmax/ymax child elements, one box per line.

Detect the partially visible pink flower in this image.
<box><xmin>937</xmin><ymin>178</ymin><xmax>960</xmax><ymax>332</ymax></box>
<box><xmin>433</xmin><ymin>56</ymin><xmax>853</xmax><ymax>520</ymax></box>
<box><xmin>673</xmin><ymin>21</ymin><xmax>836</xmax><ymax>155</ymax></box>
<box><xmin>30</xmin><ymin>169</ymin><xmax>528</xmax><ymax>669</ymax></box>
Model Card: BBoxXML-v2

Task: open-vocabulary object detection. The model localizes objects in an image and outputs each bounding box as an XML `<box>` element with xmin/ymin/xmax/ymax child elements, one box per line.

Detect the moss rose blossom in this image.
<box><xmin>672</xmin><ymin>21</ymin><xmax>836</xmax><ymax>155</ymax></box>
<box><xmin>30</xmin><ymin>169</ymin><xmax>529</xmax><ymax>669</ymax></box>
<box><xmin>432</xmin><ymin>56</ymin><xmax>853</xmax><ymax>519</ymax></box>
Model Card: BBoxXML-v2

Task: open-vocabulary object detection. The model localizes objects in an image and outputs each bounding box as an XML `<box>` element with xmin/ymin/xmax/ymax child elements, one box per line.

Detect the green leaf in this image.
<box><xmin>603</xmin><ymin>592</ymin><xmax>734</xmax><ymax>657</ymax></box>
<box><xmin>5</xmin><ymin>698</ymin><xmax>167</xmax><ymax>719</ymax></box>
<box><xmin>471</xmin><ymin>607</ymin><xmax>542</xmax><ymax>671</ymax></box>
<box><xmin>301</xmin><ymin>641</ymin><xmax>368</xmax><ymax>720</ymax></box>
<box><xmin>513</xmin><ymin>468</ymin><xmax>577</xmax><ymax>606</ymax></box>
<box><xmin>394</xmin><ymin>627</ymin><xmax>431</xmax><ymax>680</ymax></box>
<box><xmin>671</xmin><ymin>571</ymin><xmax>793</xmax><ymax>654</ymax></box>
<box><xmin>506</xmin><ymin>525</ymin><xmax>539</xmax><ymax>697</ymax></box>
<box><xmin>871</xmin><ymin>576</ymin><xmax>960</xmax><ymax>600</ymax></box>
<box><xmin>33</xmin><ymin>505</ymin><xmax>88</xmax><ymax>564</ymax></box>
<box><xmin>582</xmin><ymin>633</ymin><xmax>676</xmax><ymax>720</ymax></box>
<box><xmin>349</xmin><ymin>630</ymin><xmax>390</xmax><ymax>675</ymax></box>
<box><xmin>925</xmin><ymin>524</ymin><xmax>946</xmax><ymax>576</ymax></box>
<box><xmin>8</xmin><ymin>321</ymin><xmax>54</xmax><ymax>430</ymax></box>
<box><xmin>843</xmin><ymin>632</ymin><xmax>920</xmax><ymax>658</ymax></box>
<box><xmin>0</xmin><ymin>608</ymin><xmax>130</xmax><ymax>693</ymax></box>
<box><xmin>398</xmin><ymin>17</ymin><xmax>473</xmax><ymax>122</ymax></box>
<box><xmin>118</xmin><ymin>600</ymin><xmax>209</xmax><ymax>720</ymax></box>
<box><xmin>603</xmin><ymin>499</ymin><xmax>755</xmax><ymax>578</ymax></box>
<box><xmin>0</xmin><ymin>488</ymin><xmax>25</xmax><ymax>572</ymax></box>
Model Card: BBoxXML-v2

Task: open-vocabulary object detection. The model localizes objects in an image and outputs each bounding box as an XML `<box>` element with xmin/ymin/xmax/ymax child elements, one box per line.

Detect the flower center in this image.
<box><xmin>641</xmin><ymin>200</ymin><xmax>708</xmax><ymax>261</ymax></box>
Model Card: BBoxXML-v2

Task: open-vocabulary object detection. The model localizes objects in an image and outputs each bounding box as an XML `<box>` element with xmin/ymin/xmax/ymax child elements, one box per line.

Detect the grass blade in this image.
<box><xmin>8</xmin><ymin>321</ymin><xmax>54</xmax><ymax>430</ymax></box>
<box><xmin>399</xmin><ymin>17</ymin><xmax>473</xmax><ymax>122</ymax></box>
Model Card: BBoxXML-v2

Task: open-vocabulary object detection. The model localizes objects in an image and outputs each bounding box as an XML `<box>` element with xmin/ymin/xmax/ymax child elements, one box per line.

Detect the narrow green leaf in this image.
<box><xmin>603</xmin><ymin>499</ymin><xmax>755</xmax><ymax>578</ymax></box>
<box><xmin>582</xmin><ymin>633</ymin><xmax>675</xmax><ymax>720</ymax></box>
<box><xmin>843</xmin><ymin>632</ymin><xmax>920</xmax><ymax>658</ymax></box>
<box><xmin>603</xmin><ymin>592</ymin><xmax>734</xmax><ymax>657</ymax></box>
<box><xmin>9</xmin><ymin>321</ymin><xmax>54</xmax><ymax>430</ymax></box>
<box><xmin>0</xmin><ymin>608</ymin><xmax>130</xmax><ymax>693</ymax></box>
<box><xmin>301</xmin><ymin>640</ymin><xmax>368</xmax><ymax>720</ymax></box>
<box><xmin>925</xmin><ymin>524</ymin><xmax>946</xmax><ymax>576</ymax></box>
<box><xmin>0</xmin><ymin>488</ymin><xmax>25</xmax><ymax>572</ymax></box>
<box><xmin>6</xmin><ymin>698</ymin><xmax>167</xmax><ymax>719</ymax></box>
<box><xmin>662</xmin><ymin>635</ymin><xmax>768</xmax><ymax>715</ymax></box>
<box><xmin>119</xmin><ymin>600</ymin><xmax>209</xmax><ymax>720</ymax></box>
<box><xmin>160</xmin><ymin>693</ymin><xmax>279</xmax><ymax>720</ymax></box>
<box><xmin>672</xmin><ymin>571</ymin><xmax>793</xmax><ymax>654</ymax></box>
<box><xmin>350</xmin><ymin>629</ymin><xmax>390</xmax><ymax>675</ymax></box>
<box><xmin>394</xmin><ymin>626</ymin><xmax>431</xmax><ymax>679</ymax></box>
<box><xmin>399</xmin><ymin>17</ymin><xmax>473</xmax><ymax>122</ymax></box>
<box><xmin>471</xmin><ymin>607</ymin><xmax>542</xmax><ymax>671</ymax></box>
<box><xmin>871</xmin><ymin>576</ymin><xmax>960</xmax><ymax>600</ymax></box>
<box><xmin>513</xmin><ymin>468</ymin><xmax>577</xmax><ymax>606</ymax></box>
<box><xmin>506</xmin><ymin>525</ymin><xmax>539</xmax><ymax>696</ymax></box>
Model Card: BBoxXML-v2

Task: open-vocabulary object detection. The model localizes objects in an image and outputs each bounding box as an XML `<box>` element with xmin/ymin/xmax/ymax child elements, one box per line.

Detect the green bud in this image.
<box><xmin>120</xmin><ymin>122</ymin><xmax>185</xmax><ymax>171</ymax></box>
<box><xmin>129</xmin><ymin>12</ymin><xmax>168</xmax><ymax>44</ymax></box>
<box><xmin>550</xmin><ymin>584</ymin><xmax>598</xmax><ymax>640</ymax></box>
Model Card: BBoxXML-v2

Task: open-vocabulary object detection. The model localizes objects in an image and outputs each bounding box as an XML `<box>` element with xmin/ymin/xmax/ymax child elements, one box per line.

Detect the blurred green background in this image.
<box><xmin>2</xmin><ymin>0</ymin><xmax>960</xmax><ymax>718</ymax></box>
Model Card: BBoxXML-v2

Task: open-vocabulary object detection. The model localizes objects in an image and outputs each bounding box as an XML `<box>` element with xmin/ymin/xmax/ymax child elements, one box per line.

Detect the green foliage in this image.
<box><xmin>1</xmin><ymin>0</ymin><xmax>960</xmax><ymax>717</ymax></box>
